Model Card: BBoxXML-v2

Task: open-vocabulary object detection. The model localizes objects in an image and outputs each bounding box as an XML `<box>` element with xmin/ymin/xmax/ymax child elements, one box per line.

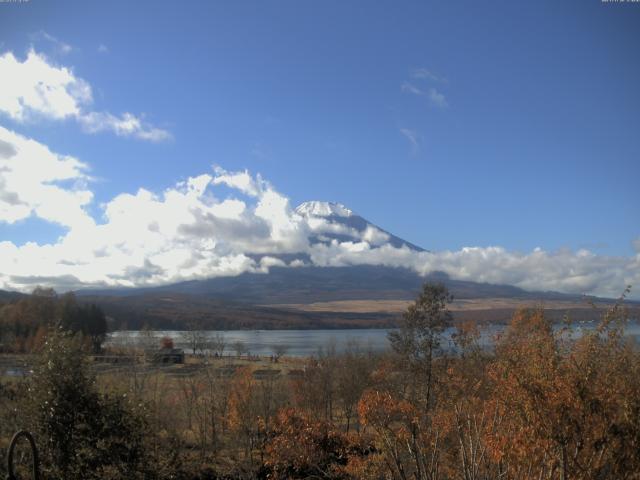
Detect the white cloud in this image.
<box><xmin>31</xmin><ymin>31</ymin><xmax>74</xmax><ymax>55</ymax></box>
<box><xmin>98</xmin><ymin>44</ymin><xmax>109</xmax><ymax>54</ymax></box>
<box><xmin>401</xmin><ymin>82</ymin><xmax>423</xmax><ymax>96</ymax></box>
<box><xmin>399</xmin><ymin>128</ymin><xmax>420</xmax><ymax>153</ymax></box>
<box><xmin>0</xmin><ymin>49</ymin><xmax>90</xmax><ymax>121</ymax></box>
<box><xmin>426</xmin><ymin>247</ymin><xmax>640</xmax><ymax>299</ymax></box>
<box><xmin>0</xmin><ymin>48</ymin><xmax>170</xmax><ymax>141</ymax></box>
<box><xmin>306</xmin><ymin>242</ymin><xmax>640</xmax><ymax>299</ymax></box>
<box><xmin>363</xmin><ymin>225</ymin><xmax>390</xmax><ymax>246</ymax></box>
<box><xmin>411</xmin><ymin>68</ymin><xmax>444</xmax><ymax>82</ymax></box>
<box><xmin>306</xmin><ymin>216</ymin><xmax>358</xmax><ymax>237</ymax></box>
<box><xmin>0</xmin><ymin>137</ymin><xmax>308</xmax><ymax>290</ymax></box>
<box><xmin>212</xmin><ymin>167</ymin><xmax>264</xmax><ymax>197</ymax></box>
<box><xmin>0</xmin><ymin>126</ymin><xmax>93</xmax><ymax>229</ymax></box>
<box><xmin>427</xmin><ymin>88</ymin><xmax>448</xmax><ymax>108</ymax></box>
<box><xmin>78</xmin><ymin>112</ymin><xmax>172</xmax><ymax>142</ymax></box>
<box><xmin>402</xmin><ymin>71</ymin><xmax>449</xmax><ymax>108</ymax></box>
<box><xmin>0</xmin><ymin>134</ymin><xmax>637</xmax><ymax>299</ymax></box>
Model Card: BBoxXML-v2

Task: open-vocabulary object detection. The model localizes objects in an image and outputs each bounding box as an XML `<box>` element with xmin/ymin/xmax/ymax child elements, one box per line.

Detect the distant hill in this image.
<box><xmin>72</xmin><ymin>265</ymin><xmax>638</xmax><ymax>331</ymax></box>
<box><xmin>79</xmin><ymin>292</ymin><xmax>398</xmax><ymax>331</ymax></box>
<box><xmin>5</xmin><ymin>267</ymin><xmax>636</xmax><ymax>331</ymax></box>
<box><xmin>77</xmin><ymin>265</ymin><xmax>592</xmax><ymax>305</ymax></box>
<box><xmin>0</xmin><ymin>289</ymin><xmax>25</xmax><ymax>302</ymax></box>
<box><xmin>78</xmin><ymin>288</ymin><xmax>637</xmax><ymax>332</ymax></box>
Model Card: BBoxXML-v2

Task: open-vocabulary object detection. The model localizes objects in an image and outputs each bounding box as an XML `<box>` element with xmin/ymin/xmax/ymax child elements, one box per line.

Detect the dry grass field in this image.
<box><xmin>268</xmin><ymin>297</ymin><xmax>608</xmax><ymax>314</ymax></box>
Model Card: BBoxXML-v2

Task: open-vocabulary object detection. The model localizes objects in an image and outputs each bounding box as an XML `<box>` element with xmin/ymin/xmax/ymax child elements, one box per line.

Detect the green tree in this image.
<box><xmin>58</xmin><ymin>294</ymin><xmax>107</xmax><ymax>353</ymax></box>
<box><xmin>26</xmin><ymin>329</ymin><xmax>150</xmax><ymax>480</ymax></box>
<box><xmin>388</xmin><ymin>282</ymin><xmax>452</xmax><ymax>407</ymax></box>
<box><xmin>85</xmin><ymin>303</ymin><xmax>108</xmax><ymax>353</ymax></box>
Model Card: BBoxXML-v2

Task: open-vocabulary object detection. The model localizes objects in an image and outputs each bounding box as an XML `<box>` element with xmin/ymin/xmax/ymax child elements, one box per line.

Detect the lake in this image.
<box><xmin>107</xmin><ymin>320</ymin><xmax>640</xmax><ymax>357</ymax></box>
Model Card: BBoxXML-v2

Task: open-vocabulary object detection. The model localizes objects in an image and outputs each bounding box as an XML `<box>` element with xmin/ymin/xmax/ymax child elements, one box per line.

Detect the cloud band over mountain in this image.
<box><xmin>0</xmin><ymin>124</ymin><xmax>638</xmax><ymax>298</ymax></box>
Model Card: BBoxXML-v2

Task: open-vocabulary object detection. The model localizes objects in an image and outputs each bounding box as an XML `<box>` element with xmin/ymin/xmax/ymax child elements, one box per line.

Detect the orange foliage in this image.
<box><xmin>351</xmin><ymin>302</ymin><xmax>640</xmax><ymax>480</ymax></box>
<box><xmin>484</xmin><ymin>307</ymin><xmax>640</xmax><ymax>479</ymax></box>
<box><xmin>227</xmin><ymin>367</ymin><xmax>257</xmax><ymax>434</ymax></box>
<box><xmin>358</xmin><ymin>389</ymin><xmax>416</xmax><ymax>431</ymax></box>
<box><xmin>263</xmin><ymin>407</ymin><xmax>373</xmax><ymax>480</ymax></box>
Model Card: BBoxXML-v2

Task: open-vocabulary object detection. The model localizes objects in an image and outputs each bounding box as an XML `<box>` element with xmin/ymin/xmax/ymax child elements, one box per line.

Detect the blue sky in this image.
<box><xmin>0</xmin><ymin>0</ymin><xmax>638</xmax><ymax>296</ymax></box>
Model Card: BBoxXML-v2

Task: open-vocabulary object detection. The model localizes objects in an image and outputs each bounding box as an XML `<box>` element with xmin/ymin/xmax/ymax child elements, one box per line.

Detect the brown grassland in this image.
<box><xmin>268</xmin><ymin>298</ymin><xmax>617</xmax><ymax>313</ymax></box>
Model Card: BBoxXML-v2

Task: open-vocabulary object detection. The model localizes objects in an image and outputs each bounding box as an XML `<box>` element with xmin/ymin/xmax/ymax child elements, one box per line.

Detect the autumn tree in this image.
<box><xmin>263</xmin><ymin>408</ymin><xmax>373</xmax><ymax>480</ymax></box>
<box><xmin>0</xmin><ymin>289</ymin><xmax>107</xmax><ymax>353</ymax></box>
<box><xmin>233</xmin><ymin>340</ymin><xmax>248</xmax><ymax>358</ymax></box>
<box><xmin>181</xmin><ymin>320</ymin><xmax>207</xmax><ymax>355</ymax></box>
<box><xmin>210</xmin><ymin>332</ymin><xmax>226</xmax><ymax>357</ymax></box>
<box><xmin>388</xmin><ymin>282</ymin><xmax>452</xmax><ymax>408</ymax></box>
<box><xmin>196</xmin><ymin>366</ymin><xmax>231</xmax><ymax>455</ymax></box>
<box><xmin>293</xmin><ymin>347</ymin><xmax>338</xmax><ymax>423</ymax></box>
<box><xmin>227</xmin><ymin>367</ymin><xmax>261</xmax><ymax>462</ymax></box>
<box><xmin>335</xmin><ymin>341</ymin><xmax>373</xmax><ymax>432</ymax></box>
<box><xmin>352</xmin><ymin>284</ymin><xmax>454</xmax><ymax>480</ymax></box>
<box><xmin>271</xmin><ymin>343</ymin><xmax>289</xmax><ymax>362</ymax></box>
<box><xmin>485</xmin><ymin>296</ymin><xmax>640</xmax><ymax>480</ymax></box>
<box><xmin>441</xmin><ymin>320</ymin><xmax>497</xmax><ymax>480</ymax></box>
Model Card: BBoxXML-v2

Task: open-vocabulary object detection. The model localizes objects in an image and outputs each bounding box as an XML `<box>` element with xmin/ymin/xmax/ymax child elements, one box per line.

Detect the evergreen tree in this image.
<box><xmin>26</xmin><ymin>329</ymin><xmax>150</xmax><ymax>480</ymax></box>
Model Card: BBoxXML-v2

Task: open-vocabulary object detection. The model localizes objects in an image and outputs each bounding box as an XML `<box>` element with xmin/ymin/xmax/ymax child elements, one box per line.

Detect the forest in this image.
<box><xmin>0</xmin><ymin>288</ymin><xmax>107</xmax><ymax>354</ymax></box>
<box><xmin>0</xmin><ymin>284</ymin><xmax>638</xmax><ymax>479</ymax></box>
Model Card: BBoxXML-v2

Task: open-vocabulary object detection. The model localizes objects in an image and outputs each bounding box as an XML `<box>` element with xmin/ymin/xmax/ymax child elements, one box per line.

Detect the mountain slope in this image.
<box><xmin>78</xmin><ymin>265</ymin><xmax>595</xmax><ymax>305</ymax></box>
<box><xmin>296</xmin><ymin>201</ymin><xmax>425</xmax><ymax>252</ymax></box>
<box><xmin>0</xmin><ymin>290</ymin><xmax>25</xmax><ymax>302</ymax></box>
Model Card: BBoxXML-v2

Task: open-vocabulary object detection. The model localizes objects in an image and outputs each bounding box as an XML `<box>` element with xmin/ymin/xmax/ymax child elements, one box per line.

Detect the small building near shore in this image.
<box><xmin>150</xmin><ymin>347</ymin><xmax>185</xmax><ymax>364</ymax></box>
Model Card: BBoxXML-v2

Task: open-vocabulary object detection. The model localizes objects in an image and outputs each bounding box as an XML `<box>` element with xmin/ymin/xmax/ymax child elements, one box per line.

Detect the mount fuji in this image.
<box><xmin>295</xmin><ymin>201</ymin><xmax>425</xmax><ymax>253</ymax></box>
<box><xmin>69</xmin><ymin>201</ymin><xmax>638</xmax><ymax>331</ymax></box>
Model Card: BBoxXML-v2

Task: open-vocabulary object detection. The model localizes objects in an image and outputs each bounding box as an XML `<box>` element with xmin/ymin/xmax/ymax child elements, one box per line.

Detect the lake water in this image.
<box><xmin>107</xmin><ymin>320</ymin><xmax>640</xmax><ymax>357</ymax></box>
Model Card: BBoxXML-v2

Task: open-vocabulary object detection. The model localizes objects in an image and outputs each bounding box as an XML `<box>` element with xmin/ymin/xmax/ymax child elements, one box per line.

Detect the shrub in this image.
<box><xmin>26</xmin><ymin>329</ymin><xmax>151</xmax><ymax>480</ymax></box>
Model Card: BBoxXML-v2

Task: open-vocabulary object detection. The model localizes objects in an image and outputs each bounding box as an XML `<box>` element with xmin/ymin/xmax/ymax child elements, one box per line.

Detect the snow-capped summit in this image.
<box><xmin>295</xmin><ymin>200</ymin><xmax>426</xmax><ymax>253</ymax></box>
<box><xmin>295</xmin><ymin>201</ymin><xmax>354</xmax><ymax>218</ymax></box>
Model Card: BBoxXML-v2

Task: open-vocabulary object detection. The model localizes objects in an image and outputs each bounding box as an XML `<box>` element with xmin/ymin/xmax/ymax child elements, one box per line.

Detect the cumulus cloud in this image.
<box><xmin>0</xmin><ymin>136</ymin><xmax>307</xmax><ymax>290</ymax></box>
<box><xmin>0</xmin><ymin>126</ymin><xmax>93</xmax><ymax>229</ymax></box>
<box><xmin>0</xmin><ymin>48</ymin><xmax>170</xmax><ymax>141</ymax></box>
<box><xmin>363</xmin><ymin>225</ymin><xmax>391</xmax><ymax>246</ymax></box>
<box><xmin>0</xmin><ymin>49</ymin><xmax>90</xmax><ymax>121</ymax></box>
<box><xmin>0</xmin><ymin>132</ymin><xmax>637</xmax><ymax>299</ymax></box>
<box><xmin>305</xmin><ymin>242</ymin><xmax>639</xmax><ymax>299</ymax></box>
<box><xmin>212</xmin><ymin>167</ymin><xmax>265</xmax><ymax>197</ymax></box>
